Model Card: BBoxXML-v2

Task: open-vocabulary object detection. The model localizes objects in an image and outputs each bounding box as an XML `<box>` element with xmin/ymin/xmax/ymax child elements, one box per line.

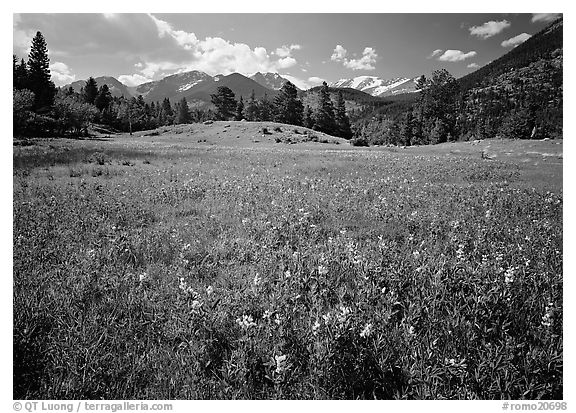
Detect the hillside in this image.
<box><xmin>66</xmin><ymin>76</ymin><xmax>131</xmax><ymax>98</ymax></box>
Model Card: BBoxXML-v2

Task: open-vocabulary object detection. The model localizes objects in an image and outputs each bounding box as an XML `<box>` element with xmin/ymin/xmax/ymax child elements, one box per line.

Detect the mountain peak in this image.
<box><xmin>329</xmin><ymin>75</ymin><xmax>420</xmax><ymax>97</ymax></box>
<box><xmin>249</xmin><ymin>72</ymin><xmax>293</xmax><ymax>90</ymax></box>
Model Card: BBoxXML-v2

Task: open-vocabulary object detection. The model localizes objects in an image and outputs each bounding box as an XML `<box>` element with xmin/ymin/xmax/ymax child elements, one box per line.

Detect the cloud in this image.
<box><xmin>428</xmin><ymin>49</ymin><xmax>443</xmax><ymax>59</ymax></box>
<box><xmin>144</xmin><ymin>14</ymin><xmax>297</xmax><ymax>76</ymax></box>
<box><xmin>50</xmin><ymin>61</ymin><xmax>76</xmax><ymax>86</ymax></box>
<box><xmin>531</xmin><ymin>13</ymin><xmax>561</xmax><ymax>23</ymax></box>
<box><xmin>276</xmin><ymin>56</ymin><xmax>297</xmax><ymax>69</ymax></box>
<box><xmin>275</xmin><ymin>44</ymin><xmax>301</xmax><ymax>58</ymax></box>
<box><xmin>331</xmin><ymin>45</ymin><xmax>347</xmax><ymax>62</ymax></box>
<box><xmin>501</xmin><ymin>33</ymin><xmax>531</xmax><ymax>48</ymax></box>
<box><xmin>118</xmin><ymin>73</ymin><xmax>153</xmax><ymax>87</ymax></box>
<box><xmin>469</xmin><ymin>20</ymin><xmax>510</xmax><ymax>39</ymax></box>
<box><xmin>307</xmin><ymin>76</ymin><xmax>326</xmax><ymax>87</ymax></box>
<box><xmin>438</xmin><ymin>50</ymin><xmax>477</xmax><ymax>62</ymax></box>
<box><xmin>467</xmin><ymin>63</ymin><xmax>480</xmax><ymax>69</ymax></box>
<box><xmin>331</xmin><ymin>45</ymin><xmax>377</xmax><ymax>70</ymax></box>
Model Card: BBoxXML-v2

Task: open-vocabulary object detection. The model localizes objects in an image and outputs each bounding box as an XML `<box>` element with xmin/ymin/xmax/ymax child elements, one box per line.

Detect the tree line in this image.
<box><xmin>210</xmin><ymin>81</ymin><xmax>352</xmax><ymax>139</ymax></box>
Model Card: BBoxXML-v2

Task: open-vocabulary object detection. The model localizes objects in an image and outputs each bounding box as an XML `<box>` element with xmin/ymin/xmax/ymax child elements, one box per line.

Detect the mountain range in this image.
<box><xmin>64</xmin><ymin>70</ymin><xmax>421</xmax><ymax>107</ymax></box>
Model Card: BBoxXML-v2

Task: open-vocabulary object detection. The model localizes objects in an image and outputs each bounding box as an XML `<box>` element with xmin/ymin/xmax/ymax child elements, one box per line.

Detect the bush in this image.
<box><xmin>351</xmin><ymin>137</ymin><xmax>369</xmax><ymax>146</ymax></box>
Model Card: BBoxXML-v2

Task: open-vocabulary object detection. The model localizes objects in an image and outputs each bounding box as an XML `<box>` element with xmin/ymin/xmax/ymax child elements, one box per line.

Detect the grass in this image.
<box><xmin>13</xmin><ymin>134</ymin><xmax>562</xmax><ymax>399</ymax></box>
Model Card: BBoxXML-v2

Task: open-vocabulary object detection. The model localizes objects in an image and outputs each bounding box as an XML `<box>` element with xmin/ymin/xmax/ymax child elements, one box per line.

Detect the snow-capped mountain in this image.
<box><xmin>131</xmin><ymin>71</ymin><xmax>213</xmax><ymax>101</ymax></box>
<box><xmin>250</xmin><ymin>72</ymin><xmax>293</xmax><ymax>90</ymax></box>
<box><xmin>329</xmin><ymin>75</ymin><xmax>421</xmax><ymax>97</ymax></box>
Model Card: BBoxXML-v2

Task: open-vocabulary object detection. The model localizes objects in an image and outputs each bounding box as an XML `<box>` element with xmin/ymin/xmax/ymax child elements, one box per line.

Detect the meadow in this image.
<box><xmin>13</xmin><ymin>125</ymin><xmax>563</xmax><ymax>399</ymax></box>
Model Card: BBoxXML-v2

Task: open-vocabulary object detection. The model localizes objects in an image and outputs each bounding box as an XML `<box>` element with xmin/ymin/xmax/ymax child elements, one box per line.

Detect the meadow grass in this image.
<box><xmin>13</xmin><ymin>137</ymin><xmax>562</xmax><ymax>399</ymax></box>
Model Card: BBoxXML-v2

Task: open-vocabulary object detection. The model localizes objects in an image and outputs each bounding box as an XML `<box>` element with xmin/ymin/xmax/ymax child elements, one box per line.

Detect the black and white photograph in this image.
<box><xmin>10</xmin><ymin>7</ymin><xmax>566</xmax><ymax>407</ymax></box>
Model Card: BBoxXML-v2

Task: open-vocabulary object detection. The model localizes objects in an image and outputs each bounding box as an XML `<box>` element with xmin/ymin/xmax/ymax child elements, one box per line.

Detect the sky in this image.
<box><xmin>12</xmin><ymin>13</ymin><xmax>562</xmax><ymax>89</ymax></box>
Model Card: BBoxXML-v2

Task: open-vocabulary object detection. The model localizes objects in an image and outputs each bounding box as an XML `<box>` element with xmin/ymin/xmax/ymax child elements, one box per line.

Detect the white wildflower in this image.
<box><xmin>541</xmin><ymin>302</ymin><xmax>554</xmax><ymax>328</ymax></box>
<box><xmin>236</xmin><ymin>314</ymin><xmax>257</xmax><ymax>329</ymax></box>
<box><xmin>360</xmin><ymin>323</ymin><xmax>373</xmax><ymax>338</ymax></box>
<box><xmin>504</xmin><ymin>267</ymin><xmax>516</xmax><ymax>285</ymax></box>
<box><xmin>253</xmin><ymin>273</ymin><xmax>262</xmax><ymax>286</ymax></box>
<box><xmin>206</xmin><ymin>285</ymin><xmax>214</xmax><ymax>296</ymax></box>
<box><xmin>318</xmin><ymin>265</ymin><xmax>328</xmax><ymax>275</ymax></box>
<box><xmin>262</xmin><ymin>310</ymin><xmax>272</xmax><ymax>320</ymax></box>
<box><xmin>139</xmin><ymin>272</ymin><xmax>148</xmax><ymax>283</ymax></box>
<box><xmin>312</xmin><ymin>320</ymin><xmax>321</xmax><ymax>335</ymax></box>
<box><xmin>284</xmin><ymin>270</ymin><xmax>292</xmax><ymax>278</ymax></box>
<box><xmin>275</xmin><ymin>354</ymin><xmax>288</xmax><ymax>374</ymax></box>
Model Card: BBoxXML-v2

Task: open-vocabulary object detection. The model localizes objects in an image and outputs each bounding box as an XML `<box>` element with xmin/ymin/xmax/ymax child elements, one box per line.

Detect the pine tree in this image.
<box><xmin>235</xmin><ymin>96</ymin><xmax>245</xmax><ymax>121</ymax></box>
<box><xmin>259</xmin><ymin>93</ymin><xmax>272</xmax><ymax>121</ymax></box>
<box><xmin>334</xmin><ymin>91</ymin><xmax>352</xmax><ymax>139</ymax></box>
<box><xmin>304</xmin><ymin>105</ymin><xmax>315</xmax><ymax>129</ymax></box>
<box><xmin>161</xmin><ymin>98</ymin><xmax>174</xmax><ymax>125</ymax></box>
<box><xmin>27</xmin><ymin>31</ymin><xmax>56</xmax><ymax>112</ymax></box>
<box><xmin>13</xmin><ymin>56</ymin><xmax>29</xmax><ymax>91</ymax></box>
<box><xmin>314</xmin><ymin>82</ymin><xmax>336</xmax><ymax>135</ymax></box>
<box><xmin>245</xmin><ymin>90</ymin><xmax>259</xmax><ymax>121</ymax></box>
<box><xmin>177</xmin><ymin>97</ymin><xmax>191</xmax><ymax>124</ymax></box>
<box><xmin>83</xmin><ymin>77</ymin><xmax>99</xmax><ymax>105</ymax></box>
<box><xmin>94</xmin><ymin>84</ymin><xmax>112</xmax><ymax>111</ymax></box>
<box><xmin>273</xmin><ymin>81</ymin><xmax>303</xmax><ymax>126</ymax></box>
<box><xmin>210</xmin><ymin>86</ymin><xmax>237</xmax><ymax>120</ymax></box>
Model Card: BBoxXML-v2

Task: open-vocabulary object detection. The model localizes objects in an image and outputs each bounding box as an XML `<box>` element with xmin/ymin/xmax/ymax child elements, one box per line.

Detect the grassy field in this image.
<box><xmin>13</xmin><ymin>123</ymin><xmax>563</xmax><ymax>399</ymax></box>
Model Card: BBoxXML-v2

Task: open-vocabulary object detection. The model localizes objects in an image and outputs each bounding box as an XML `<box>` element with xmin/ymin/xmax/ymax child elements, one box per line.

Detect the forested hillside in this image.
<box><xmin>352</xmin><ymin>17</ymin><xmax>563</xmax><ymax>145</ymax></box>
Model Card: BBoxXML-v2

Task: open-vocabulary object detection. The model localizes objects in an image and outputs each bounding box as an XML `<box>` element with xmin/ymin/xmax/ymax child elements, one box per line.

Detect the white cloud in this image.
<box><xmin>276</xmin><ymin>56</ymin><xmax>297</xmax><ymax>69</ymax></box>
<box><xmin>531</xmin><ymin>13</ymin><xmax>561</xmax><ymax>23</ymax></box>
<box><xmin>501</xmin><ymin>33</ymin><xmax>531</xmax><ymax>48</ymax></box>
<box><xmin>469</xmin><ymin>20</ymin><xmax>511</xmax><ymax>39</ymax></box>
<box><xmin>332</xmin><ymin>45</ymin><xmax>377</xmax><ymax>70</ymax></box>
<box><xmin>307</xmin><ymin>76</ymin><xmax>326</xmax><ymax>87</ymax></box>
<box><xmin>118</xmin><ymin>73</ymin><xmax>153</xmax><ymax>87</ymax></box>
<box><xmin>467</xmin><ymin>63</ymin><xmax>480</xmax><ymax>69</ymax></box>
<box><xmin>50</xmin><ymin>61</ymin><xmax>76</xmax><ymax>86</ymax></box>
<box><xmin>428</xmin><ymin>49</ymin><xmax>443</xmax><ymax>59</ymax></box>
<box><xmin>438</xmin><ymin>50</ymin><xmax>477</xmax><ymax>62</ymax></box>
<box><xmin>331</xmin><ymin>45</ymin><xmax>347</xmax><ymax>62</ymax></box>
<box><xmin>280</xmin><ymin>74</ymin><xmax>310</xmax><ymax>90</ymax></box>
<box><xmin>275</xmin><ymin>44</ymin><xmax>301</xmax><ymax>58</ymax></box>
<box><xmin>143</xmin><ymin>14</ymin><xmax>297</xmax><ymax>76</ymax></box>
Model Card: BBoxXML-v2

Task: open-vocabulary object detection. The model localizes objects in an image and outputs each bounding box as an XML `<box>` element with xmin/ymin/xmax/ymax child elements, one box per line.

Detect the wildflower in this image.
<box><xmin>360</xmin><ymin>323</ymin><xmax>373</xmax><ymax>338</ymax></box>
<box><xmin>253</xmin><ymin>273</ymin><xmax>262</xmax><ymax>287</ymax></box>
<box><xmin>284</xmin><ymin>270</ymin><xmax>291</xmax><ymax>278</ymax></box>
<box><xmin>312</xmin><ymin>320</ymin><xmax>321</xmax><ymax>335</ymax></box>
<box><xmin>412</xmin><ymin>251</ymin><xmax>421</xmax><ymax>259</ymax></box>
<box><xmin>336</xmin><ymin>306</ymin><xmax>351</xmax><ymax>324</ymax></box>
<box><xmin>542</xmin><ymin>302</ymin><xmax>554</xmax><ymax>327</ymax></box>
<box><xmin>191</xmin><ymin>300</ymin><xmax>203</xmax><ymax>313</ymax></box>
<box><xmin>274</xmin><ymin>313</ymin><xmax>282</xmax><ymax>325</ymax></box>
<box><xmin>408</xmin><ymin>325</ymin><xmax>416</xmax><ymax>336</ymax></box>
<box><xmin>381</xmin><ymin>286</ymin><xmax>387</xmax><ymax>294</ymax></box>
<box><xmin>206</xmin><ymin>285</ymin><xmax>214</xmax><ymax>296</ymax></box>
<box><xmin>86</xmin><ymin>249</ymin><xmax>96</xmax><ymax>259</ymax></box>
<box><xmin>236</xmin><ymin>314</ymin><xmax>257</xmax><ymax>329</ymax></box>
<box><xmin>318</xmin><ymin>265</ymin><xmax>328</xmax><ymax>275</ymax></box>
<box><xmin>504</xmin><ymin>267</ymin><xmax>516</xmax><ymax>285</ymax></box>
<box><xmin>275</xmin><ymin>354</ymin><xmax>288</xmax><ymax>374</ymax></box>
<box><xmin>139</xmin><ymin>272</ymin><xmax>148</xmax><ymax>283</ymax></box>
<box><xmin>485</xmin><ymin>209</ymin><xmax>492</xmax><ymax>219</ymax></box>
<box><xmin>456</xmin><ymin>244</ymin><xmax>465</xmax><ymax>261</ymax></box>
<box><xmin>263</xmin><ymin>310</ymin><xmax>272</xmax><ymax>320</ymax></box>
<box><xmin>322</xmin><ymin>312</ymin><xmax>332</xmax><ymax>325</ymax></box>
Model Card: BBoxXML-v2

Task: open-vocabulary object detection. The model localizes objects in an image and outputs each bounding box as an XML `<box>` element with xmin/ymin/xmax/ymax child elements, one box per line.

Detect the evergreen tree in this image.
<box><xmin>94</xmin><ymin>84</ymin><xmax>112</xmax><ymax>111</ymax></box>
<box><xmin>83</xmin><ymin>77</ymin><xmax>99</xmax><ymax>105</ymax></box>
<box><xmin>161</xmin><ymin>98</ymin><xmax>174</xmax><ymax>125</ymax></box>
<box><xmin>273</xmin><ymin>81</ymin><xmax>303</xmax><ymax>126</ymax></box>
<box><xmin>27</xmin><ymin>31</ymin><xmax>56</xmax><ymax>112</ymax></box>
<box><xmin>13</xmin><ymin>57</ymin><xmax>29</xmax><ymax>91</ymax></box>
<box><xmin>177</xmin><ymin>97</ymin><xmax>191</xmax><ymax>124</ymax></box>
<box><xmin>259</xmin><ymin>93</ymin><xmax>272</xmax><ymax>121</ymax></box>
<box><xmin>314</xmin><ymin>82</ymin><xmax>337</xmax><ymax>135</ymax></box>
<box><xmin>235</xmin><ymin>96</ymin><xmax>245</xmax><ymax>121</ymax></box>
<box><xmin>245</xmin><ymin>90</ymin><xmax>259</xmax><ymax>121</ymax></box>
<box><xmin>334</xmin><ymin>91</ymin><xmax>352</xmax><ymax>139</ymax></box>
<box><xmin>304</xmin><ymin>105</ymin><xmax>315</xmax><ymax>129</ymax></box>
<box><xmin>210</xmin><ymin>86</ymin><xmax>237</xmax><ymax>120</ymax></box>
